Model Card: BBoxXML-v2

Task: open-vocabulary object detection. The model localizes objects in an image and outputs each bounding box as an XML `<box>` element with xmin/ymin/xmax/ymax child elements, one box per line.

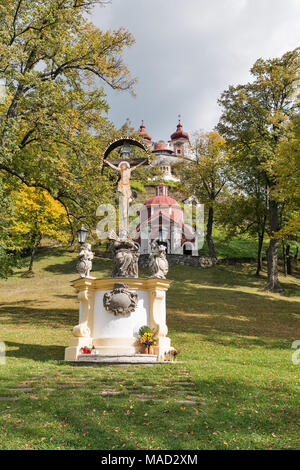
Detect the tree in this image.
<box><xmin>0</xmin><ymin>177</ymin><xmax>24</xmax><ymax>277</ymax></box>
<box><xmin>217</xmin><ymin>150</ymin><xmax>269</xmax><ymax>276</ymax></box>
<box><xmin>0</xmin><ymin>0</ymin><xmax>136</xmax><ymax>265</ymax></box>
<box><xmin>218</xmin><ymin>48</ymin><xmax>300</xmax><ymax>292</ymax></box>
<box><xmin>0</xmin><ymin>0</ymin><xmax>135</xmax><ymax>219</ymax></box>
<box><xmin>271</xmin><ymin>115</ymin><xmax>300</xmax><ymax>275</ymax></box>
<box><xmin>176</xmin><ymin>131</ymin><xmax>231</xmax><ymax>258</ymax></box>
<box><xmin>272</xmin><ymin>115</ymin><xmax>300</xmax><ymax>236</ymax></box>
<box><xmin>218</xmin><ymin>184</ymin><xmax>268</xmax><ymax>276</ymax></box>
<box><xmin>9</xmin><ymin>186</ymin><xmax>69</xmax><ymax>272</ymax></box>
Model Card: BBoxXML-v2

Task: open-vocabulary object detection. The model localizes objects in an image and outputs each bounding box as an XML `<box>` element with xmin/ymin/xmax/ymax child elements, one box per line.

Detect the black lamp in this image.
<box><xmin>158</xmin><ymin>228</ymin><xmax>168</xmax><ymax>244</ymax></box>
<box><xmin>77</xmin><ymin>226</ymin><xmax>88</xmax><ymax>245</ymax></box>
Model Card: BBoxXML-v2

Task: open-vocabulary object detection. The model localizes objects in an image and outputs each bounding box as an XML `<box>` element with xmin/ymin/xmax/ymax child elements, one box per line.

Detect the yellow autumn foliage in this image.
<box><xmin>10</xmin><ymin>186</ymin><xmax>69</xmax><ymax>248</ymax></box>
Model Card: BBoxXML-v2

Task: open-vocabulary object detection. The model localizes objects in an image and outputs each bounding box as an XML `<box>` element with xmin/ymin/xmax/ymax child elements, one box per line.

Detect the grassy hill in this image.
<box><xmin>0</xmin><ymin>248</ymin><xmax>299</xmax><ymax>450</ymax></box>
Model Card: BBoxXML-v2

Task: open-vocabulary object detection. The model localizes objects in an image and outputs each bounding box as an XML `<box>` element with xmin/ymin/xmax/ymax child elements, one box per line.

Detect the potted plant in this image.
<box><xmin>137</xmin><ymin>326</ymin><xmax>157</xmax><ymax>354</ymax></box>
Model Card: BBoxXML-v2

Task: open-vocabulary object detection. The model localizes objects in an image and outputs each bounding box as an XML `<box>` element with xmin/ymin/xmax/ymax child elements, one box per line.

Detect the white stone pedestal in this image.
<box><xmin>64</xmin><ymin>277</ymin><xmax>172</xmax><ymax>362</ymax></box>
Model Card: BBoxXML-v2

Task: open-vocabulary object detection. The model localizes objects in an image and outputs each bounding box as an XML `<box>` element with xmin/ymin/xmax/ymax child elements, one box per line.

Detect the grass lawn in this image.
<box><xmin>0</xmin><ymin>248</ymin><xmax>299</xmax><ymax>450</ymax></box>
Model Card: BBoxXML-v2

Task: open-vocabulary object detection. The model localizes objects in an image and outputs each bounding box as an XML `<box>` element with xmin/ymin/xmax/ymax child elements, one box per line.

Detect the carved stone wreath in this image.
<box><xmin>103</xmin><ymin>283</ymin><xmax>138</xmax><ymax>316</ymax></box>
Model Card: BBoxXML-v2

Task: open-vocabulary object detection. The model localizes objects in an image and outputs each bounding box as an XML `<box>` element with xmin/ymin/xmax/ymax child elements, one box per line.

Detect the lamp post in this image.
<box><xmin>158</xmin><ymin>227</ymin><xmax>168</xmax><ymax>252</ymax></box>
<box><xmin>158</xmin><ymin>228</ymin><xmax>164</xmax><ymax>244</ymax></box>
<box><xmin>77</xmin><ymin>226</ymin><xmax>88</xmax><ymax>245</ymax></box>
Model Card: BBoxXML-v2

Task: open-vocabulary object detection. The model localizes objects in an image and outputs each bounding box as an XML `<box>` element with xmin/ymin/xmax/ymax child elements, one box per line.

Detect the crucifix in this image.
<box><xmin>104</xmin><ymin>143</ymin><xmax>148</xmax><ymax>233</ymax></box>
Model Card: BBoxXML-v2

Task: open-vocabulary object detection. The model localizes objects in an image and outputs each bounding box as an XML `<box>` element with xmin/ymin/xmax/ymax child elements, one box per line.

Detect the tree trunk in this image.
<box><xmin>206</xmin><ymin>206</ymin><xmax>216</xmax><ymax>258</ymax></box>
<box><xmin>282</xmin><ymin>240</ymin><xmax>287</xmax><ymax>277</ymax></box>
<box><xmin>286</xmin><ymin>244</ymin><xmax>292</xmax><ymax>275</ymax></box>
<box><xmin>294</xmin><ymin>246</ymin><xmax>298</xmax><ymax>262</ymax></box>
<box><xmin>264</xmin><ymin>198</ymin><xmax>282</xmax><ymax>292</ymax></box>
<box><xmin>28</xmin><ymin>235</ymin><xmax>41</xmax><ymax>273</ymax></box>
<box><xmin>68</xmin><ymin>231</ymin><xmax>75</xmax><ymax>247</ymax></box>
<box><xmin>256</xmin><ymin>233</ymin><xmax>264</xmax><ymax>276</ymax></box>
<box><xmin>255</xmin><ymin>215</ymin><xmax>266</xmax><ymax>277</ymax></box>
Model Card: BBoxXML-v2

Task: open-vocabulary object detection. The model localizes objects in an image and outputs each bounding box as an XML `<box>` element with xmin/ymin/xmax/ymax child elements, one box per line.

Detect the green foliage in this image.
<box><xmin>145</xmin><ymin>179</ymin><xmax>181</xmax><ymax>189</ymax></box>
<box><xmin>138</xmin><ymin>325</ymin><xmax>152</xmax><ymax>336</ymax></box>
<box><xmin>218</xmin><ymin>48</ymin><xmax>299</xmax><ymax>167</ymax></box>
<box><xmin>175</xmin><ymin>131</ymin><xmax>232</xmax><ymax>257</ymax></box>
<box><xmin>217</xmin><ymin>47</ymin><xmax>300</xmax><ymax>290</ymax></box>
<box><xmin>271</xmin><ymin>115</ymin><xmax>300</xmax><ymax>239</ymax></box>
<box><xmin>130</xmin><ymin>180</ymin><xmax>145</xmax><ymax>193</ymax></box>
<box><xmin>199</xmin><ymin>228</ymin><xmax>269</xmax><ymax>258</ymax></box>
<box><xmin>176</xmin><ymin>131</ymin><xmax>231</xmax><ymax>203</ymax></box>
<box><xmin>0</xmin><ymin>0</ymin><xmax>136</xmax><ymax>231</ymax></box>
<box><xmin>0</xmin><ymin>177</ymin><xmax>24</xmax><ymax>277</ymax></box>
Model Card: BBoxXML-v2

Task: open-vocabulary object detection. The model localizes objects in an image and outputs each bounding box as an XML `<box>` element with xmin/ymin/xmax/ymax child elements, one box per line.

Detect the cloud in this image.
<box><xmin>92</xmin><ymin>0</ymin><xmax>300</xmax><ymax>141</ymax></box>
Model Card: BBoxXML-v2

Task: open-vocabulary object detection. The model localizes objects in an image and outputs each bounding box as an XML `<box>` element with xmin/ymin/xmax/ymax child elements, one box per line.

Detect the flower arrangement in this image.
<box><xmin>137</xmin><ymin>325</ymin><xmax>157</xmax><ymax>353</ymax></box>
<box><xmin>166</xmin><ymin>347</ymin><xmax>180</xmax><ymax>361</ymax></box>
<box><xmin>80</xmin><ymin>345</ymin><xmax>96</xmax><ymax>355</ymax></box>
<box><xmin>80</xmin><ymin>346</ymin><xmax>91</xmax><ymax>354</ymax></box>
<box><xmin>170</xmin><ymin>348</ymin><xmax>180</xmax><ymax>358</ymax></box>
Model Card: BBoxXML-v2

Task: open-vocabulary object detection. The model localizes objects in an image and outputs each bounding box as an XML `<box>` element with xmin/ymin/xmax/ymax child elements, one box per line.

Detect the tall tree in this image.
<box><xmin>272</xmin><ymin>114</ymin><xmax>300</xmax><ymax>274</ymax></box>
<box><xmin>0</xmin><ymin>0</ymin><xmax>136</xmax><ymax>270</ymax></box>
<box><xmin>0</xmin><ymin>0</ymin><xmax>135</xmax><ymax>219</ymax></box>
<box><xmin>218</xmin><ymin>187</ymin><xmax>268</xmax><ymax>276</ymax></box>
<box><xmin>218</xmin><ymin>48</ymin><xmax>300</xmax><ymax>292</ymax></box>
<box><xmin>176</xmin><ymin>131</ymin><xmax>230</xmax><ymax>258</ymax></box>
<box><xmin>272</xmin><ymin>115</ymin><xmax>300</xmax><ymax>238</ymax></box>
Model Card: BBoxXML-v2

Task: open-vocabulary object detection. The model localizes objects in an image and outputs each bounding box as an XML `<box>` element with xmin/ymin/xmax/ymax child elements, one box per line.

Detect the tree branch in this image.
<box><xmin>0</xmin><ymin>163</ymin><xmax>82</xmax><ymax>218</ymax></box>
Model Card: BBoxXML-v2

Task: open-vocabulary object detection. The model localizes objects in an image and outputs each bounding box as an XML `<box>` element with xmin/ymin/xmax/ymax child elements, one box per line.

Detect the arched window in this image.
<box><xmin>183</xmin><ymin>242</ymin><xmax>193</xmax><ymax>255</ymax></box>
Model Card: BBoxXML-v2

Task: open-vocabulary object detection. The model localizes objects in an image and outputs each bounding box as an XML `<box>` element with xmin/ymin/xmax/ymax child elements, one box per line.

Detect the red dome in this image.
<box><xmin>139</xmin><ymin>120</ymin><xmax>152</xmax><ymax>142</ymax></box>
<box><xmin>154</xmin><ymin>140</ymin><xmax>168</xmax><ymax>151</ymax></box>
<box><xmin>145</xmin><ymin>195</ymin><xmax>179</xmax><ymax>207</ymax></box>
<box><xmin>171</xmin><ymin>120</ymin><xmax>189</xmax><ymax>141</ymax></box>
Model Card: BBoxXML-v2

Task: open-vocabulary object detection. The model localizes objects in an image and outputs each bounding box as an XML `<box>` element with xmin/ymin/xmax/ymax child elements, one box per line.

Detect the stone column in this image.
<box><xmin>148</xmin><ymin>279</ymin><xmax>171</xmax><ymax>361</ymax></box>
<box><xmin>64</xmin><ymin>278</ymin><xmax>95</xmax><ymax>361</ymax></box>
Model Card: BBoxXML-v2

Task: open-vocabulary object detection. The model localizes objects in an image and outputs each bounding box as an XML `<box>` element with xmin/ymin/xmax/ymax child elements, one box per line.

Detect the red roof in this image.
<box><xmin>171</xmin><ymin>120</ymin><xmax>189</xmax><ymax>141</ymax></box>
<box><xmin>139</xmin><ymin>120</ymin><xmax>152</xmax><ymax>142</ymax></box>
<box><xmin>153</xmin><ymin>141</ymin><xmax>168</xmax><ymax>151</ymax></box>
<box><xmin>145</xmin><ymin>195</ymin><xmax>180</xmax><ymax>206</ymax></box>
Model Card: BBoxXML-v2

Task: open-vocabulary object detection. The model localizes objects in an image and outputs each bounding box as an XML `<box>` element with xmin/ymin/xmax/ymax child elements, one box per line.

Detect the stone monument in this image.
<box><xmin>109</xmin><ymin>230</ymin><xmax>139</xmax><ymax>278</ymax></box>
<box><xmin>76</xmin><ymin>243</ymin><xmax>94</xmax><ymax>278</ymax></box>
<box><xmin>65</xmin><ymin>138</ymin><xmax>173</xmax><ymax>363</ymax></box>
<box><xmin>149</xmin><ymin>241</ymin><xmax>169</xmax><ymax>279</ymax></box>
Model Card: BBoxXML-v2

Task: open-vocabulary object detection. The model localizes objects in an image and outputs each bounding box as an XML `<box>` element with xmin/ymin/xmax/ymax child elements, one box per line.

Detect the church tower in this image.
<box><xmin>138</xmin><ymin>118</ymin><xmax>192</xmax><ymax>181</ymax></box>
<box><xmin>169</xmin><ymin>118</ymin><xmax>191</xmax><ymax>158</ymax></box>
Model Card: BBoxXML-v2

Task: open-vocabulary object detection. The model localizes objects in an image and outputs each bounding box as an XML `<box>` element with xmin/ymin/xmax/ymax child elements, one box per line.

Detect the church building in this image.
<box><xmin>133</xmin><ymin>183</ymin><xmax>198</xmax><ymax>256</ymax></box>
<box><xmin>139</xmin><ymin>119</ymin><xmax>192</xmax><ymax>181</ymax></box>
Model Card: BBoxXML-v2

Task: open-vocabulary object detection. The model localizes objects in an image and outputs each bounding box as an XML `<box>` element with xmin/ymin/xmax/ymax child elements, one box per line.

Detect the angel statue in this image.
<box><xmin>77</xmin><ymin>243</ymin><xmax>94</xmax><ymax>278</ymax></box>
<box><xmin>149</xmin><ymin>241</ymin><xmax>169</xmax><ymax>279</ymax></box>
<box><xmin>109</xmin><ymin>230</ymin><xmax>140</xmax><ymax>278</ymax></box>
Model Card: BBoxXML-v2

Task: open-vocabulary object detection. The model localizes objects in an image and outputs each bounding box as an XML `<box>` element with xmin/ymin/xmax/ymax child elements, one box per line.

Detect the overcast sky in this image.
<box><xmin>91</xmin><ymin>0</ymin><xmax>300</xmax><ymax>142</ymax></box>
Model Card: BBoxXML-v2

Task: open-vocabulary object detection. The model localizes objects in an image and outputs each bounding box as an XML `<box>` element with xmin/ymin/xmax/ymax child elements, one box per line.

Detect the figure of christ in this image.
<box><xmin>105</xmin><ymin>159</ymin><xmax>148</xmax><ymax>231</ymax></box>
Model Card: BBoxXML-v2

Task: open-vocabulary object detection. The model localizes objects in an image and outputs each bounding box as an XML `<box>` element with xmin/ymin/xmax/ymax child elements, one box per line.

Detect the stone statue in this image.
<box><xmin>77</xmin><ymin>243</ymin><xmax>94</xmax><ymax>278</ymax></box>
<box><xmin>109</xmin><ymin>230</ymin><xmax>140</xmax><ymax>278</ymax></box>
<box><xmin>103</xmin><ymin>282</ymin><xmax>138</xmax><ymax>316</ymax></box>
<box><xmin>149</xmin><ymin>241</ymin><xmax>169</xmax><ymax>279</ymax></box>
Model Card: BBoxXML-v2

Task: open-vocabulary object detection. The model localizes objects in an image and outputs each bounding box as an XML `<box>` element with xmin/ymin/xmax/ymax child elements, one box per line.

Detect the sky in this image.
<box><xmin>91</xmin><ymin>0</ymin><xmax>300</xmax><ymax>142</ymax></box>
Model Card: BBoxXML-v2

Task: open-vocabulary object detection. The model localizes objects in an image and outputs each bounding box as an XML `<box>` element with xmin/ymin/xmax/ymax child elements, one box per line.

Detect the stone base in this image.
<box><xmin>65</xmin><ymin>277</ymin><xmax>172</xmax><ymax>363</ymax></box>
<box><xmin>76</xmin><ymin>354</ymin><xmax>159</xmax><ymax>364</ymax></box>
<box><xmin>65</xmin><ymin>337</ymin><xmax>93</xmax><ymax>362</ymax></box>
